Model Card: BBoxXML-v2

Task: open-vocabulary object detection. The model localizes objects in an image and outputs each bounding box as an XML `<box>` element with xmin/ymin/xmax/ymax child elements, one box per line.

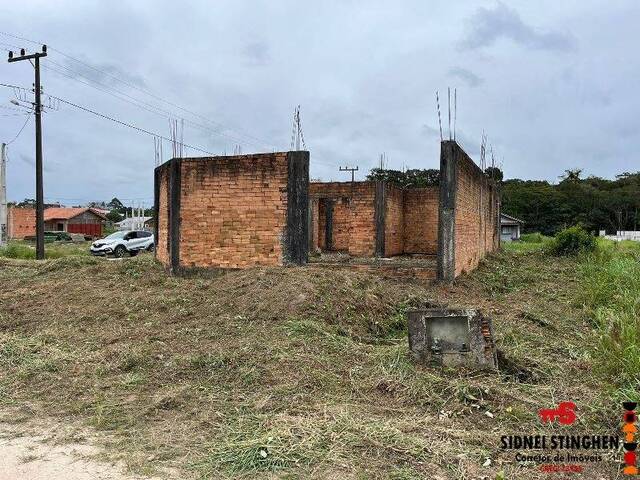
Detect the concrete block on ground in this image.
<box><xmin>407</xmin><ymin>308</ymin><xmax>497</xmax><ymax>369</ymax></box>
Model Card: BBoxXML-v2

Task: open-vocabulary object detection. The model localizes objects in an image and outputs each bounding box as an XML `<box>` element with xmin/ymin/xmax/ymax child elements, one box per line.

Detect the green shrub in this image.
<box><xmin>0</xmin><ymin>242</ymin><xmax>36</xmax><ymax>259</ymax></box>
<box><xmin>0</xmin><ymin>241</ymin><xmax>89</xmax><ymax>260</ymax></box>
<box><xmin>520</xmin><ymin>232</ymin><xmax>547</xmax><ymax>243</ymax></box>
<box><xmin>550</xmin><ymin>226</ymin><xmax>596</xmax><ymax>256</ymax></box>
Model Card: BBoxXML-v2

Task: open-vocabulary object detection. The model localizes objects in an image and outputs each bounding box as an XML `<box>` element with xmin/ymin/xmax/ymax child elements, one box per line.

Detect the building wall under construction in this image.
<box><xmin>310</xmin><ymin>181</ymin><xmax>438</xmax><ymax>258</ymax></box>
<box><xmin>155</xmin><ymin>151</ymin><xmax>309</xmax><ymax>273</ymax></box>
<box><xmin>437</xmin><ymin>141</ymin><xmax>500</xmax><ymax>281</ymax></box>
<box><xmin>7</xmin><ymin>207</ymin><xmax>36</xmax><ymax>239</ymax></box>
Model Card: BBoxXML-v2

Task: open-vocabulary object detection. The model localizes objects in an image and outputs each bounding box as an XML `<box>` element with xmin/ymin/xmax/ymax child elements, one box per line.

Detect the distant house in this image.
<box><xmin>115</xmin><ymin>216</ymin><xmax>152</xmax><ymax>231</ymax></box>
<box><xmin>500</xmin><ymin>213</ymin><xmax>524</xmax><ymax>242</ymax></box>
<box><xmin>44</xmin><ymin>207</ymin><xmax>107</xmax><ymax>237</ymax></box>
<box><xmin>8</xmin><ymin>206</ymin><xmax>106</xmax><ymax>239</ymax></box>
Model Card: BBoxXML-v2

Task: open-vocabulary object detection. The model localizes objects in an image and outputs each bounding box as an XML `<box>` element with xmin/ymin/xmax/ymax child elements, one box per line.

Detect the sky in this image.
<box><xmin>0</xmin><ymin>0</ymin><xmax>638</xmax><ymax>206</ymax></box>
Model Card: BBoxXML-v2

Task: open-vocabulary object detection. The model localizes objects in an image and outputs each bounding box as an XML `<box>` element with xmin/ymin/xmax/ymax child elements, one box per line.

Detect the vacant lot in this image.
<box><xmin>0</xmin><ymin>243</ymin><xmax>632</xmax><ymax>478</ymax></box>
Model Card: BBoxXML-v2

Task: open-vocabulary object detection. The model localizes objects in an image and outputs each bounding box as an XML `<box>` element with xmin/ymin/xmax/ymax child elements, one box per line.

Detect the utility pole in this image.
<box><xmin>8</xmin><ymin>45</ymin><xmax>47</xmax><ymax>259</ymax></box>
<box><xmin>339</xmin><ymin>166</ymin><xmax>358</xmax><ymax>183</ymax></box>
<box><xmin>0</xmin><ymin>143</ymin><xmax>6</xmax><ymax>246</ymax></box>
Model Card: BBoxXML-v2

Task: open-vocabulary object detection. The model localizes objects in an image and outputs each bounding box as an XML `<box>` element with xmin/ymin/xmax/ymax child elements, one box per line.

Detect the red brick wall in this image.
<box><xmin>8</xmin><ymin>207</ymin><xmax>35</xmax><ymax>239</ymax></box>
<box><xmin>332</xmin><ymin>198</ymin><xmax>351</xmax><ymax>251</ymax></box>
<box><xmin>404</xmin><ymin>187</ymin><xmax>439</xmax><ymax>254</ymax></box>
<box><xmin>316</xmin><ymin>197</ymin><xmax>350</xmax><ymax>252</ymax></box>
<box><xmin>454</xmin><ymin>151</ymin><xmax>499</xmax><ymax>276</ymax></box>
<box><xmin>176</xmin><ymin>153</ymin><xmax>289</xmax><ymax>268</ymax></box>
<box><xmin>384</xmin><ymin>184</ymin><xmax>404</xmax><ymax>256</ymax></box>
<box><xmin>310</xmin><ymin>181</ymin><xmax>443</xmax><ymax>258</ymax></box>
<box><xmin>156</xmin><ymin>167</ymin><xmax>169</xmax><ymax>265</ymax></box>
<box><xmin>309</xmin><ymin>182</ymin><xmax>377</xmax><ymax>256</ymax></box>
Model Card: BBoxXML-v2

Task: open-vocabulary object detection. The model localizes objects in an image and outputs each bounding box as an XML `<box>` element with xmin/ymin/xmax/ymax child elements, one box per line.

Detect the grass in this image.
<box><xmin>0</xmin><ymin>240</ymin><xmax>90</xmax><ymax>259</ymax></box>
<box><xmin>578</xmin><ymin>239</ymin><xmax>640</xmax><ymax>401</ymax></box>
<box><xmin>502</xmin><ymin>233</ymin><xmax>553</xmax><ymax>254</ymax></box>
<box><xmin>0</xmin><ymin>247</ymin><xmax>625</xmax><ymax>479</ymax></box>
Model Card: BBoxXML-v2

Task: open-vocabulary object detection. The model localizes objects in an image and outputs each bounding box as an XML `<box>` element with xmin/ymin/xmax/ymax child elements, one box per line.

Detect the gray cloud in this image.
<box><xmin>1</xmin><ymin>1</ymin><xmax>637</xmax><ymax>204</ymax></box>
<box><xmin>61</xmin><ymin>57</ymin><xmax>148</xmax><ymax>89</ymax></box>
<box><xmin>460</xmin><ymin>2</ymin><xmax>575</xmax><ymax>52</ymax></box>
<box><xmin>243</xmin><ymin>41</ymin><xmax>270</xmax><ymax>66</ymax></box>
<box><xmin>448</xmin><ymin>67</ymin><xmax>484</xmax><ymax>87</ymax></box>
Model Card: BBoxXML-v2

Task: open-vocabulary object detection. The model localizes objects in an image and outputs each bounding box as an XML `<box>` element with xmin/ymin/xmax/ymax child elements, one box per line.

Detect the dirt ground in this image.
<box><xmin>0</xmin><ymin>412</ymin><xmax>167</xmax><ymax>480</ymax></box>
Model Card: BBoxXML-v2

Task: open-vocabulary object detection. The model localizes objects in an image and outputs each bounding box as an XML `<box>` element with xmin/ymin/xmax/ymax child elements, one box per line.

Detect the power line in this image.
<box><xmin>48</xmin><ymin>94</ymin><xmax>216</xmax><ymax>156</ymax></box>
<box><xmin>0</xmin><ymin>30</ymin><xmax>278</xmax><ymax>151</ymax></box>
<box><xmin>0</xmin><ymin>82</ymin><xmax>346</xmax><ymax>170</ymax></box>
<box><xmin>40</xmin><ymin>61</ymin><xmax>271</xmax><ymax>150</ymax></box>
<box><xmin>0</xmin><ymin>80</ymin><xmax>220</xmax><ymax>156</ymax></box>
<box><xmin>5</xmin><ymin>111</ymin><xmax>31</xmax><ymax>145</ymax></box>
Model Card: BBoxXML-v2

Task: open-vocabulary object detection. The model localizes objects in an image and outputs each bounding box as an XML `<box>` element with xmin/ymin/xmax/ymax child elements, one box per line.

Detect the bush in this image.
<box><xmin>0</xmin><ymin>242</ymin><xmax>36</xmax><ymax>259</ymax></box>
<box><xmin>0</xmin><ymin>241</ymin><xmax>89</xmax><ymax>260</ymax></box>
<box><xmin>550</xmin><ymin>226</ymin><xmax>596</xmax><ymax>256</ymax></box>
<box><xmin>520</xmin><ymin>232</ymin><xmax>548</xmax><ymax>243</ymax></box>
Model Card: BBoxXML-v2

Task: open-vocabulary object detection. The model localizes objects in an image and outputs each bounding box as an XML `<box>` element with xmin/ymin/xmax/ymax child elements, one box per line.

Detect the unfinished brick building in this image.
<box><xmin>155</xmin><ymin>141</ymin><xmax>499</xmax><ymax>281</ymax></box>
<box><xmin>154</xmin><ymin>151</ymin><xmax>308</xmax><ymax>274</ymax></box>
<box><xmin>310</xmin><ymin>141</ymin><xmax>500</xmax><ymax>281</ymax></box>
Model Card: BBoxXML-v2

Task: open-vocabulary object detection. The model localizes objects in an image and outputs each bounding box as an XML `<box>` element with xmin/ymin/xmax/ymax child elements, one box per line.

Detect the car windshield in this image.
<box><xmin>104</xmin><ymin>231</ymin><xmax>126</xmax><ymax>240</ymax></box>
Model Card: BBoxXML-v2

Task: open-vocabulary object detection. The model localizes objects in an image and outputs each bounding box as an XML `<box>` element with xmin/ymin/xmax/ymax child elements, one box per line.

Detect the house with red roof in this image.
<box><xmin>8</xmin><ymin>207</ymin><xmax>107</xmax><ymax>239</ymax></box>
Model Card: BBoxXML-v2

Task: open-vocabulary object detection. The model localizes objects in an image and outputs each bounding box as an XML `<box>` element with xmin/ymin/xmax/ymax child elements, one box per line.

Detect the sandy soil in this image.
<box><xmin>0</xmin><ymin>416</ymin><xmax>161</xmax><ymax>480</ymax></box>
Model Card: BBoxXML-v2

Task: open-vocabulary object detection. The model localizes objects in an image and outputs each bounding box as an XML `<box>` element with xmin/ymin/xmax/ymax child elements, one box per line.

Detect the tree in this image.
<box><xmin>502</xmin><ymin>170</ymin><xmax>640</xmax><ymax>235</ymax></box>
<box><xmin>106</xmin><ymin>210</ymin><xmax>123</xmax><ymax>223</ymax></box>
<box><xmin>366</xmin><ymin>168</ymin><xmax>439</xmax><ymax>188</ymax></box>
<box><xmin>107</xmin><ymin>197</ymin><xmax>125</xmax><ymax>213</ymax></box>
<box><xmin>484</xmin><ymin>167</ymin><xmax>503</xmax><ymax>182</ymax></box>
<box><xmin>15</xmin><ymin>198</ymin><xmax>36</xmax><ymax>208</ymax></box>
<box><xmin>559</xmin><ymin>168</ymin><xmax>583</xmax><ymax>182</ymax></box>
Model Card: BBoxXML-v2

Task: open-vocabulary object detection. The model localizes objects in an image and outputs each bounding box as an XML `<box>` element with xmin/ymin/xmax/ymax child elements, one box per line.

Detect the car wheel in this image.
<box><xmin>113</xmin><ymin>245</ymin><xmax>127</xmax><ymax>258</ymax></box>
<box><xmin>146</xmin><ymin>244</ymin><xmax>155</xmax><ymax>252</ymax></box>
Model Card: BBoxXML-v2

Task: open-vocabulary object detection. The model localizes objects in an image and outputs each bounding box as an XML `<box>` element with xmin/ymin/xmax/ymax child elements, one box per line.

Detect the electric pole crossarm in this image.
<box><xmin>339</xmin><ymin>166</ymin><xmax>359</xmax><ymax>183</ymax></box>
<box><xmin>8</xmin><ymin>52</ymin><xmax>45</xmax><ymax>62</ymax></box>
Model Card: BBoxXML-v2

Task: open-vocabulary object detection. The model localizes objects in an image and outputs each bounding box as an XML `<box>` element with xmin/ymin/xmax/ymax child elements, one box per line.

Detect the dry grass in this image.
<box><xmin>0</xmin><ymin>250</ymin><xmax>617</xmax><ymax>479</ymax></box>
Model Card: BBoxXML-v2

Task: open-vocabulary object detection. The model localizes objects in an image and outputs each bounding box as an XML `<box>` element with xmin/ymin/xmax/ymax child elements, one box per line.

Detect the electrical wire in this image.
<box><xmin>40</xmin><ymin>62</ymin><xmax>272</xmax><ymax>150</ymax></box>
<box><xmin>48</xmin><ymin>94</ymin><xmax>216</xmax><ymax>155</ymax></box>
<box><xmin>5</xmin><ymin>113</ymin><xmax>31</xmax><ymax>145</ymax></box>
<box><xmin>0</xmin><ymin>31</ymin><xmax>278</xmax><ymax>151</ymax></box>
<box><xmin>0</xmin><ymin>81</ymin><xmax>214</xmax><ymax>154</ymax></box>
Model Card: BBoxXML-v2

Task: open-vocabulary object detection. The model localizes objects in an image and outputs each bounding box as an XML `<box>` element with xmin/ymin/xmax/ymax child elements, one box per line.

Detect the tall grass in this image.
<box><xmin>0</xmin><ymin>241</ymin><xmax>89</xmax><ymax>259</ymax></box>
<box><xmin>520</xmin><ymin>232</ymin><xmax>549</xmax><ymax>243</ymax></box>
<box><xmin>502</xmin><ymin>232</ymin><xmax>553</xmax><ymax>254</ymax></box>
<box><xmin>579</xmin><ymin>240</ymin><xmax>640</xmax><ymax>397</ymax></box>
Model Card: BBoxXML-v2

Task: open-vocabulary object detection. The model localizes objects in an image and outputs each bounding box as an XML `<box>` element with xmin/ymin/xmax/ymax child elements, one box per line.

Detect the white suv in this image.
<box><xmin>90</xmin><ymin>230</ymin><xmax>154</xmax><ymax>258</ymax></box>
